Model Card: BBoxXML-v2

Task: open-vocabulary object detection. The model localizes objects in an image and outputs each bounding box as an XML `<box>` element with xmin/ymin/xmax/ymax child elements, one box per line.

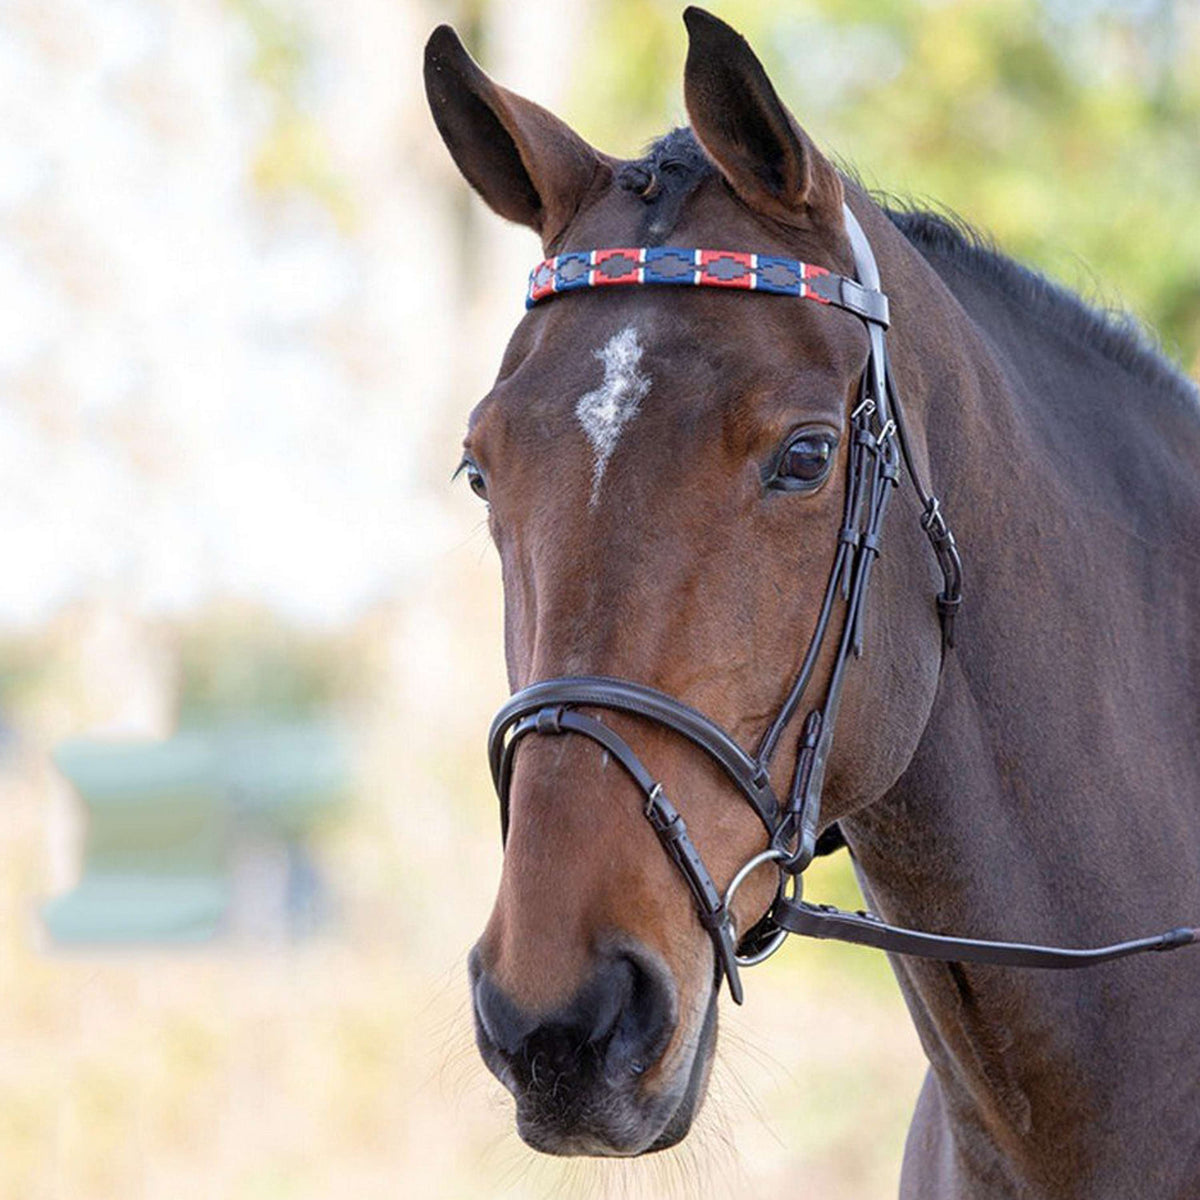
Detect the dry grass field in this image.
<box><xmin>2</xmin><ymin>814</ymin><xmax>925</xmax><ymax>1199</ymax></box>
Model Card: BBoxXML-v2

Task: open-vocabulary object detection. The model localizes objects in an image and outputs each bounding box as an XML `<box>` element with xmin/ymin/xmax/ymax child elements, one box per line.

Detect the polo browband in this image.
<box><xmin>525</xmin><ymin>244</ymin><xmax>890</xmax><ymax>326</ymax></box>
<box><xmin>488</xmin><ymin>204</ymin><xmax>1197</xmax><ymax>1004</ymax></box>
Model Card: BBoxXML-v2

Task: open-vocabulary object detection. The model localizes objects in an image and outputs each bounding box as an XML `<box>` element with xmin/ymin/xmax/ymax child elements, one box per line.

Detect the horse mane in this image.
<box><xmin>624</xmin><ymin>129</ymin><xmax>1197</xmax><ymax>410</ymax></box>
<box><xmin>881</xmin><ymin>203</ymin><xmax>1199</xmax><ymax>411</ymax></box>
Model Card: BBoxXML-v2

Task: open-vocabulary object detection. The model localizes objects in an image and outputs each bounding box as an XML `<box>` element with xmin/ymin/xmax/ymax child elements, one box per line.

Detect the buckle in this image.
<box><xmin>920</xmin><ymin>496</ymin><xmax>944</xmax><ymax>534</ymax></box>
<box><xmin>643</xmin><ymin>781</ymin><xmax>664</xmax><ymax>820</ymax></box>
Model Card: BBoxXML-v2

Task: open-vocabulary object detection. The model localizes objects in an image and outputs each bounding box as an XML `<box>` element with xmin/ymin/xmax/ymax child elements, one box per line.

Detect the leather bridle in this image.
<box><xmin>487</xmin><ymin>205</ymin><xmax>1197</xmax><ymax>1004</ymax></box>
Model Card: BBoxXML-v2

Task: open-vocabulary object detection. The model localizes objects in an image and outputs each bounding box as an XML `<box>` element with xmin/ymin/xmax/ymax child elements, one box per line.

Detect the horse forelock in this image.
<box><xmin>615</xmin><ymin>128</ymin><xmax>715</xmax><ymax>245</ymax></box>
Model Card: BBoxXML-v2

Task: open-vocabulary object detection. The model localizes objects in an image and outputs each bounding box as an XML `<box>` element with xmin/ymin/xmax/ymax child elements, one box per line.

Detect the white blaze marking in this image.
<box><xmin>575</xmin><ymin>326</ymin><xmax>651</xmax><ymax>506</ymax></box>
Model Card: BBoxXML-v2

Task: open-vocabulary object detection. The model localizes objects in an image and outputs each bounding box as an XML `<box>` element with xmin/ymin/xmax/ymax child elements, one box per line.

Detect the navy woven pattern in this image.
<box><xmin>526</xmin><ymin>247</ymin><xmax>834</xmax><ymax>309</ymax></box>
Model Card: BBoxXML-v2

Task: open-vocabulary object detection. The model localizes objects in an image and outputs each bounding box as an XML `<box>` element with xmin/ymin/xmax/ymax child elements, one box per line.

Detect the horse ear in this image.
<box><xmin>682</xmin><ymin>7</ymin><xmax>842</xmax><ymax>229</ymax></box>
<box><xmin>424</xmin><ymin>25</ymin><xmax>605</xmax><ymax>247</ymax></box>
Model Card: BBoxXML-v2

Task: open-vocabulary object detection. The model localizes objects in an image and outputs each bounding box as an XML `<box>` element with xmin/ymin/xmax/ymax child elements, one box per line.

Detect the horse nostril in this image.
<box><xmin>603</xmin><ymin>952</ymin><xmax>676</xmax><ymax>1080</ymax></box>
<box><xmin>582</xmin><ymin>953</ymin><xmax>634</xmax><ymax>1045</ymax></box>
<box><xmin>473</xmin><ymin>966</ymin><xmax>540</xmax><ymax>1058</ymax></box>
<box><xmin>471</xmin><ymin>949</ymin><xmax>677</xmax><ymax>1088</ymax></box>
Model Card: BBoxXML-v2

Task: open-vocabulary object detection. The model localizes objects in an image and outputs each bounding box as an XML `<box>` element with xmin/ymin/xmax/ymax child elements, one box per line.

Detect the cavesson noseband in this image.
<box><xmin>488</xmin><ymin>204</ymin><xmax>1197</xmax><ymax>1004</ymax></box>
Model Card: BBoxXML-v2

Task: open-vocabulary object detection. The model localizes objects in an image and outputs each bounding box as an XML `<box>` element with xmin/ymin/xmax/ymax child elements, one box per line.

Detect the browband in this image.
<box><xmin>526</xmin><ymin>246</ymin><xmax>890</xmax><ymax>327</ymax></box>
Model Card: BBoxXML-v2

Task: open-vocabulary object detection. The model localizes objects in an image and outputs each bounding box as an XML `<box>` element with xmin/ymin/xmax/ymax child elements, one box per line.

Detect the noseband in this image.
<box><xmin>487</xmin><ymin>205</ymin><xmax>1196</xmax><ymax>1004</ymax></box>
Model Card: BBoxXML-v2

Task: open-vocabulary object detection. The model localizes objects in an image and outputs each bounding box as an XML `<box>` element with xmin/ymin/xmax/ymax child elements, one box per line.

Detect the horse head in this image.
<box><xmin>426</xmin><ymin>7</ymin><xmax>945</xmax><ymax>1156</ymax></box>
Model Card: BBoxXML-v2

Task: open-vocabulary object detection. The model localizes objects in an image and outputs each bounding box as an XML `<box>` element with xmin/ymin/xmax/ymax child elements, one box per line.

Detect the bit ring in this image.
<box><xmin>724</xmin><ymin>848</ymin><xmax>792</xmax><ymax>967</ymax></box>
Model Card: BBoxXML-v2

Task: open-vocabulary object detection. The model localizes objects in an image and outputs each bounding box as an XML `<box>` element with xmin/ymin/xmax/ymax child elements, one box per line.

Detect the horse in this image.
<box><xmin>424</xmin><ymin>8</ymin><xmax>1200</xmax><ymax>1196</ymax></box>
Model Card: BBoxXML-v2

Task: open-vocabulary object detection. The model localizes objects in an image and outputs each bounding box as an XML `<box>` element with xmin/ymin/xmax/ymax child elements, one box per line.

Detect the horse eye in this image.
<box><xmin>769</xmin><ymin>432</ymin><xmax>836</xmax><ymax>491</ymax></box>
<box><xmin>466</xmin><ymin>463</ymin><xmax>487</xmax><ymax>499</ymax></box>
<box><xmin>457</xmin><ymin>458</ymin><xmax>488</xmax><ymax>500</ymax></box>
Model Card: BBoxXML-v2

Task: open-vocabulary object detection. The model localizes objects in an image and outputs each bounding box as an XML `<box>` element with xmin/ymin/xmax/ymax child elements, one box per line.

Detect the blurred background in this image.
<box><xmin>2</xmin><ymin>1</ymin><xmax>1197</xmax><ymax>1197</ymax></box>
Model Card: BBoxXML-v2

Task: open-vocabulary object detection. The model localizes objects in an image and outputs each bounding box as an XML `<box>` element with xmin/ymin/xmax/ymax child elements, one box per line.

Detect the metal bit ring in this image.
<box><xmin>724</xmin><ymin>847</ymin><xmax>792</xmax><ymax>967</ymax></box>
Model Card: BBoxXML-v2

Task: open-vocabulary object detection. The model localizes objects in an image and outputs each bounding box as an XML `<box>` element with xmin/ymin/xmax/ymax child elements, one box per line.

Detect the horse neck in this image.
<box><xmin>840</xmin><ymin>208</ymin><xmax>1200</xmax><ymax>1191</ymax></box>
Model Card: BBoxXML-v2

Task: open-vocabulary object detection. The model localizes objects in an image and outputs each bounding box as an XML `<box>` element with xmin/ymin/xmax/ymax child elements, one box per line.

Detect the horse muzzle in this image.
<box><xmin>468</xmin><ymin>942</ymin><xmax>712</xmax><ymax>1155</ymax></box>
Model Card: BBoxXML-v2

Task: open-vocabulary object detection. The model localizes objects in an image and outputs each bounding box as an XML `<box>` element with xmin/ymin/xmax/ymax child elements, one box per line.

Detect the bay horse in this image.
<box><xmin>424</xmin><ymin>9</ymin><xmax>1200</xmax><ymax>1196</ymax></box>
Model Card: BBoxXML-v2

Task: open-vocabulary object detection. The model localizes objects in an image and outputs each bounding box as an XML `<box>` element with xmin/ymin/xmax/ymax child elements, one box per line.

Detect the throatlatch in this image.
<box><xmin>488</xmin><ymin>203</ymin><xmax>1196</xmax><ymax>1004</ymax></box>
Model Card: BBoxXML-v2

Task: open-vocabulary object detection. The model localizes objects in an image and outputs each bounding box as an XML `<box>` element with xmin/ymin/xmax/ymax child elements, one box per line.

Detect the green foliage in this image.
<box><xmin>226</xmin><ymin>0</ymin><xmax>354</xmax><ymax>229</ymax></box>
<box><xmin>567</xmin><ymin>0</ymin><xmax>1200</xmax><ymax>374</ymax></box>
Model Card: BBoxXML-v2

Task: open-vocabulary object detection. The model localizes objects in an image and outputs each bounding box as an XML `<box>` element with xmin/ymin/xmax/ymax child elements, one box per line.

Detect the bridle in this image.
<box><xmin>486</xmin><ymin>204</ymin><xmax>1197</xmax><ymax>1004</ymax></box>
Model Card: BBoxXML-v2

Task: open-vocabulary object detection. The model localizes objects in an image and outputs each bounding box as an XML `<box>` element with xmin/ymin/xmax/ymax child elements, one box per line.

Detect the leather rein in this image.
<box><xmin>487</xmin><ymin>205</ymin><xmax>1198</xmax><ymax>1004</ymax></box>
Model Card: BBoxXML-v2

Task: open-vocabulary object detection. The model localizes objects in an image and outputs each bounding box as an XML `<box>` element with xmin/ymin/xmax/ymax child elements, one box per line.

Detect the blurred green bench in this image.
<box><xmin>42</xmin><ymin>723</ymin><xmax>349</xmax><ymax>945</ymax></box>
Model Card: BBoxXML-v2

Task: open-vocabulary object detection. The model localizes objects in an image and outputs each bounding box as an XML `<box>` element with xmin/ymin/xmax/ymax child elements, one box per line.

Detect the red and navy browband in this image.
<box><xmin>525</xmin><ymin>246</ymin><xmax>890</xmax><ymax>327</ymax></box>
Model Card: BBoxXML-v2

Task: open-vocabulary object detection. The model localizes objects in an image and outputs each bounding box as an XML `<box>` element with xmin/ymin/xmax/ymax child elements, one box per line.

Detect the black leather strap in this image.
<box><xmin>490</xmin><ymin>676</ymin><xmax>779</xmax><ymax>832</ymax></box>
<box><xmin>643</xmin><ymin>783</ymin><xmax>744</xmax><ymax>1004</ymax></box>
<box><xmin>886</xmin><ymin>361</ymin><xmax>963</xmax><ymax>650</ymax></box>
<box><xmin>495</xmin><ymin>702</ymin><xmax>747</xmax><ymax>1003</ymax></box>
<box><xmin>774</xmin><ymin>897</ymin><xmax>1199</xmax><ymax>968</ymax></box>
<box><xmin>808</xmin><ymin>271</ymin><xmax>891</xmax><ymax>327</ymax></box>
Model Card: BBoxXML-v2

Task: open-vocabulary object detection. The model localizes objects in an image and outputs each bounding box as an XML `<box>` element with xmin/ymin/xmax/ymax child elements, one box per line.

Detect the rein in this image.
<box><xmin>488</xmin><ymin>204</ymin><xmax>1197</xmax><ymax>1004</ymax></box>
